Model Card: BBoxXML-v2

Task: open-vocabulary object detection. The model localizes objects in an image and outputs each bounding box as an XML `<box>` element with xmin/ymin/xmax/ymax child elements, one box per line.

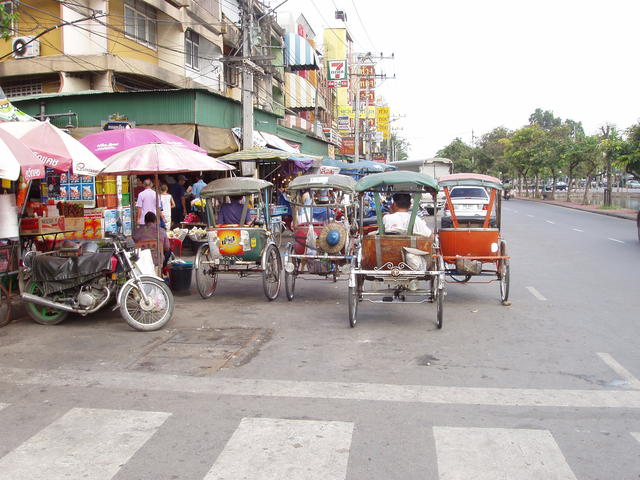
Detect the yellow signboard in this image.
<box><xmin>338</xmin><ymin>105</ymin><xmax>376</xmax><ymax>119</ymax></box>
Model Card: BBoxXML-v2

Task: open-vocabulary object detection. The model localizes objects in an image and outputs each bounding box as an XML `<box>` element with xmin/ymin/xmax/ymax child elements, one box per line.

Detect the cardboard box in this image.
<box><xmin>20</xmin><ymin>216</ymin><xmax>65</xmax><ymax>235</ymax></box>
<box><xmin>64</xmin><ymin>217</ymin><xmax>85</xmax><ymax>232</ymax></box>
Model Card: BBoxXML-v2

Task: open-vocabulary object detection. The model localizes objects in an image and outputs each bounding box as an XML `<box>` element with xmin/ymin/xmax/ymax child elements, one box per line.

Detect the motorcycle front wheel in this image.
<box><xmin>119</xmin><ymin>276</ymin><xmax>174</xmax><ymax>331</ymax></box>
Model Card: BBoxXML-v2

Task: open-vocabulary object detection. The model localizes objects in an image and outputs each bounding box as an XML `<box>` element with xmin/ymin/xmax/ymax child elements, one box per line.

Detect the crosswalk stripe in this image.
<box><xmin>204</xmin><ymin>417</ymin><xmax>353</xmax><ymax>479</ymax></box>
<box><xmin>0</xmin><ymin>407</ymin><xmax>170</xmax><ymax>480</ymax></box>
<box><xmin>433</xmin><ymin>426</ymin><xmax>577</xmax><ymax>480</ymax></box>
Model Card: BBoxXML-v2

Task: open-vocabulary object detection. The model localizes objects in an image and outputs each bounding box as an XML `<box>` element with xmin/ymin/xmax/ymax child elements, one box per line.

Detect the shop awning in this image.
<box><xmin>285</xmin><ymin>72</ymin><xmax>317</xmax><ymax>110</ymax></box>
<box><xmin>284</xmin><ymin>32</ymin><xmax>320</xmax><ymax>70</ymax></box>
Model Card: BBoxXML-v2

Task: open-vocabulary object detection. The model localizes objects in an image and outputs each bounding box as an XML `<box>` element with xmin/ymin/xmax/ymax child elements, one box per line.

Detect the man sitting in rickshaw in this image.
<box><xmin>383</xmin><ymin>193</ymin><xmax>432</xmax><ymax>236</ymax></box>
<box><xmin>217</xmin><ymin>195</ymin><xmax>245</xmax><ymax>225</ymax></box>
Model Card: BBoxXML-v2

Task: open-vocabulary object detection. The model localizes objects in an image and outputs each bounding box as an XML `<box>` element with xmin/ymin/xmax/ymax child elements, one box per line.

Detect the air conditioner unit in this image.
<box><xmin>12</xmin><ymin>37</ymin><xmax>40</xmax><ymax>59</ymax></box>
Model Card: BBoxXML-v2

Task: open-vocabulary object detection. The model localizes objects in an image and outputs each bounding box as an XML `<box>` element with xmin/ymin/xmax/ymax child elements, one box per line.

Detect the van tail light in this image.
<box><xmin>482</xmin><ymin>205</ymin><xmax>488</xmax><ymax>210</ymax></box>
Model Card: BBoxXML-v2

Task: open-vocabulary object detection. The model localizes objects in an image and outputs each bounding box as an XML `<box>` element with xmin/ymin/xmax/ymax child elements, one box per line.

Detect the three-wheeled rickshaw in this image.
<box><xmin>438</xmin><ymin>173</ymin><xmax>510</xmax><ymax>303</ymax></box>
<box><xmin>194</xmin><ymin>177</ymin><xmax>282</xmax><ymax>301</ymax></box>
<box><xmin>348</xmin><ymin>171</ymin><xmax>445</xmax><ymax>328</ymax></box>
<box><xmin>282</xmin><ymin>174</ymin><xmax>357</xmax><ymax>300</ymax></box>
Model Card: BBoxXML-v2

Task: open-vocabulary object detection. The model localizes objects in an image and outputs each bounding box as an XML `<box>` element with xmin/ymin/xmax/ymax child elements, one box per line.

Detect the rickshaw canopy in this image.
<box><xmin>200</xmin><ymin>177</ymin><xmax>273</xmax><ymax>198</ymax></box>
<box><xmin>439</xmin><ymin>173</ymin><xmax>503</xmax><ymax>191</ymax></box>
<box><xmin>355</xmin><ymin>170</ymin><xmax>439</xmax><ymax>193</ymax></box>
<box><xmin>287</xmin><ymin>174</ymin><xmax>356</xmax><ymax>193</ymax></box>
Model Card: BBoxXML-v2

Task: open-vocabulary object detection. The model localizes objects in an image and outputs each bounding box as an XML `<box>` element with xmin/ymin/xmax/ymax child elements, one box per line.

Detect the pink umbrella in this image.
<box><xmin>101</xmin><ymin>143</ymin><xmax>234</xmax><ymax>174</ymax></box>
<box><xmin>101</xmin><ymin>143</ymin><xmax>233</xmax><ymax>274</ymax></box>
<box><xmin>0</xmin><ymin>129</ymin><xmax>45</xmax><ymax>181</ymax></box>
<box><xmin>80</xmin><ymin>128</ymin><xmax>208</xmax><ymax>160</ymax></box>
<box><xmin>0</xmin><ymin>121</ymin><xmax>104</xmax><ymax>176</ymax></box>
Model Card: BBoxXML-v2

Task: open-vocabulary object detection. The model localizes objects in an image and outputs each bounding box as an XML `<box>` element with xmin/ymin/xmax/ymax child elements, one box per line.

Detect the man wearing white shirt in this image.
<box><xmin>383</xmin><ymin>193</ymin><xmax>432</xmax><ymax>236</ymax></box>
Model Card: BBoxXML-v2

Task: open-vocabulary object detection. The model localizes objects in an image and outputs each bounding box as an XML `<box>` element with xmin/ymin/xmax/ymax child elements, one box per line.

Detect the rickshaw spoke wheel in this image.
<box><xmin>284</xmin><ymin>243</ymin><xmax>297</xmax><ymax>301</ymax></box>
<box><xmin>195</xmin><ymin>244</ymin><xmax>217</xmax><ymax>299</ymax></box>
<box><xmin>0</xmin><ymin>285</ymin><xmax>11</xmax><ymax>328</ymax></box>
<box><xmin>262</xmin><ymin>244</ymin><xmax>282</xmax><ymax>301</ymax></box>
<box><xmin>348</xmin><ymin>285</ymin><xmax>358</xmax><ymax>328</ymax></box>
<box><xmin>499</xmin><ymin>241</ymin><xmax>510</xmax><ymax>303</ymax></box>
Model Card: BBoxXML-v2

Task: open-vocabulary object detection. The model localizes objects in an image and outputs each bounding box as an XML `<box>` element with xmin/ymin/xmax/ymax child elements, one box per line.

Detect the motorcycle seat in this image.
<box><xmin>32</xmin><ymin>251</ymin><xmax>114</xmax><ymax>282</ymax></box>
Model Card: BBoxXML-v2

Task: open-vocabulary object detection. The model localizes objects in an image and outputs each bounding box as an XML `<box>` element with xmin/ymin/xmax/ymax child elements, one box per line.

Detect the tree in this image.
<box><xmin>529</xmin><ymin>108</ymin><xmax>562</xmax><ymax>131</ymax></box>
<box><xmin>562</xmin><ymin>135</ymin><xmax>598</xmax><ymax>200</ymax></box>
<box><xmin>500</xmin><ymin>125</ymin><xmax>545</xmax><ymax>195</ymax></box>
<box><xmin>474</xmin><ymin>127</ymin><xmax>511</xmax><ymax>177</ymax></box>
<box><xmin>436</xmin><ymin>138</ymin><xmax>474</xmax><ymax>172</ymax></box>
<box><xmin>619</xmin><ymin>123</ymin><xmax>640</xmax><ymax>179</ymax></box>
<box><xmin>387</xmin><ymin>133</ymin><xmax>409</xmax><ymax>161</ymax></box>
<box><xmin>0</xmin><ymin>3</ymin><xmax>17</xmax><ymax>40</ymax></box>
<box><xmin>599</xmin><ymin>125</ymin><xmax>626</xmax><ymax>206</ymax></box>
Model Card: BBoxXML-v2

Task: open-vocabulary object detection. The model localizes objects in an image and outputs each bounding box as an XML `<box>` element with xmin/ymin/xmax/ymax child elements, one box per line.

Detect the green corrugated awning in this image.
<box><xmin>200</xmin><ymin>177</ymin><xmax>273</xmax><ymax>197</ymax></box>
<box><xmin>355</xmin><ymin>170</ymin><xmax>439</xmax><ymax>192</ymax></box>
<box><xmin>287</xmin><ymin>174</ymin><xmax>356</xmax><ymax>192</ymax></box>
<box><xmin>217</xmin><ymin>147</ymin><xmax>292</xmax><ymax>162</ymax></box>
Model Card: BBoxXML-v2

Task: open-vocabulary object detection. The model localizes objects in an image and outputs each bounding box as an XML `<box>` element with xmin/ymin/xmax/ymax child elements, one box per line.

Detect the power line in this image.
<box><xmin>350</xmin><ymin>0</ymin><xmax>376</xmax><ymax>52</ymax></box>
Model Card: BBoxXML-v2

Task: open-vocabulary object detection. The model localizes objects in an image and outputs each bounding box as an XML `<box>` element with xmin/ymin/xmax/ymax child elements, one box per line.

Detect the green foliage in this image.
<box><xmin>618</xmin><ymin>124</ymin><xmax>640</xmax><ymax>179</ymax></box>
<box><xmin>0</xmin><ymin>3</ymin><xmax>17</xmax><ymax>41</ymax></box>
<box><xmin>436</xmin><ymin>138</ymin><xmax>474</xmax><ymax>172</ymax></box>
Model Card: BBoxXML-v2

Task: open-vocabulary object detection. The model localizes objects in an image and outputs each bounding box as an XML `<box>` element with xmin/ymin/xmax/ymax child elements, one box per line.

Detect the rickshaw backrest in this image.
<box><xmin>361</xmin><ymin>234</ymin><xmax>433</xmax><ymax>270</ymax></box>
<box><xmin>207</xmin><ymin>227</ymin><xmax>267</xmax><ymax>262</ymax></box>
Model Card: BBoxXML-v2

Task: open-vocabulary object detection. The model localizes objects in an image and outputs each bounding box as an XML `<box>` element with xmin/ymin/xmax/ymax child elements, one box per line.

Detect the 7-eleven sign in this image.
<box><xmin>328</xmin><ymin>60</ymin><xmax>347</xmax><ymax>81</ymax></box>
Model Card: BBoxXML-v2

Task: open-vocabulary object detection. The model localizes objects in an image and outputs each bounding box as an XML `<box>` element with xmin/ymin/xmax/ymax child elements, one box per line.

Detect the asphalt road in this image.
<box><xmin>0</xmin><ymin>200</ymin><xmax>639</xmax><ymax>479</ymax></box>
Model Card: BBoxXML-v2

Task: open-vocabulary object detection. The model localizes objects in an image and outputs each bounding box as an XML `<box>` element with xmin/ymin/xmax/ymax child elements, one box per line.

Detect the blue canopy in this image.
<box><xmin>342</xmin><ymin>160</ymin><xmax>397</xmax><ymax>173</ymax></box>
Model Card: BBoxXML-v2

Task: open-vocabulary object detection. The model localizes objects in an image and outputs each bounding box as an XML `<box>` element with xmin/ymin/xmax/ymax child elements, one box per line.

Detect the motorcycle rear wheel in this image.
<box><xmin>24</xmin><ymin>281</ymin><xmax>68</xmax><ymax>325</ymax></box>
<box><xmin>119</xmin><ymin>276</ymin><xmax>174</xmax><ymax>331</ymax></box>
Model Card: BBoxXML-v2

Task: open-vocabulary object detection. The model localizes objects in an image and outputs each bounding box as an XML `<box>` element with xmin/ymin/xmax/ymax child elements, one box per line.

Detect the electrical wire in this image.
<box><xmin>350</xmin><ymin>0</ymin><xmax>377</xmax><ymax>52</ymax></box>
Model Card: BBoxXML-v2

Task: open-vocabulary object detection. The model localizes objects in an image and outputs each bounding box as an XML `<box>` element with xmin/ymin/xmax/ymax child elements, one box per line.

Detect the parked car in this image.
<box><xmin>444</xmin><ymin>186</ymin><xmax>491</xmax><ymax>217</ymax></box>
<box><xmin>556</xmin><ymin>181</ymin><xmax>568</xmax><ymax>191</ymax></box>
<box><xmin>627</xmin><ymin>180</ymin><xmax>640</xmax><ymax>189</ymax></box>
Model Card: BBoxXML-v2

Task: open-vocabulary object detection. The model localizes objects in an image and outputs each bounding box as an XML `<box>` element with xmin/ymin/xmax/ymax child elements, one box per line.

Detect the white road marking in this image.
<box><xmin>204</xmin><ymin>418</ymin><xmax>353</xmax><ymax>480</ymax></box>
<box><xmin>527</xmin><ymin>214</ymin><xmax>535</xmax><ymax>218</ymax></box>
<box><xmin>572</xmin><ymin>228</ymin><xmax>583</xmax><ymax>232</ymax></box>
<box><xmin>608</xmin><ymin>237</ymin><xmax>625</xmax><ymax>244</ymax></box>
<box><xmin>632</xmin><ymin>432</ymin><xmax>640</xmax><ymax>444</ymax></box>
<box><xmin>0</xmin><ymin>403</ymin><xmax>8</xmax><ymax>411</ymax></box>
<box><xmin>434</xmin><ymin>426</ymin><xmax>577</xmax><ymax>480</ymax></box>
<box><xmin>2</xmin><ymin>367</ymin><xmax>640</xmax><ymax>409</ymax></box>
<box><xmin>545</xmin><ymin>220</ymin><xmax>555</xmax><ymax>224</ymax></box>
<box><xmin>0</xmin><ymin>407</ymin><xmax>170</xmax><ymax>480</ymax></box>
<box><xmin>597</xmin><ymin>352</ymin><xmax>640</xmax><ymax>389</ymax></box>
<box><xmin>526</xmin><ymin>286</ymin><xmax>547</xmax><ymax>301</ymax></box>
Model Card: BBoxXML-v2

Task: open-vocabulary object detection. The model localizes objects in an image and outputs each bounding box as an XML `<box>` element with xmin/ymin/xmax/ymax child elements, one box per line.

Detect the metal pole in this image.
<box><xmin>241</xmin><ymin>0</ymin><xmax>255</xmax><ymax>177</ymax></box>
<box><xmin>353</xmin><ymin>57</ymin><xmax>361</xmax><ymax>163</ymax></box>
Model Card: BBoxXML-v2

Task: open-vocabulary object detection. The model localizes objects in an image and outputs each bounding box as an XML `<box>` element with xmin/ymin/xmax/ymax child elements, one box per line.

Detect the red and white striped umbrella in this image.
<box><xmin>0</xmin><ymin>120</ymin><xmax>104</xmax><ymax>176</ymax></box>
<box><xmin>0</xmin><ymin>128</ymin><xmax>44</xmax><ymax>181</ymax></box>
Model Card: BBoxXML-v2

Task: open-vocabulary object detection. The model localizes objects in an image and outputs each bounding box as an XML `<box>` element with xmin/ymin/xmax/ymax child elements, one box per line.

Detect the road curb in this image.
<box><xmin>515</xmin><ymin>196</ymin><xmax>637</xmax><ymax>221</ymax></box>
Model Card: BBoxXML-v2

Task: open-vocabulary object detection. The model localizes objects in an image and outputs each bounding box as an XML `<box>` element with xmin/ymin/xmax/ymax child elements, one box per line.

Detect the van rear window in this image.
<box><xmin>450</xmin><ymin>187</ymin><xmax>488</xmax><ymax>199</ymax></box>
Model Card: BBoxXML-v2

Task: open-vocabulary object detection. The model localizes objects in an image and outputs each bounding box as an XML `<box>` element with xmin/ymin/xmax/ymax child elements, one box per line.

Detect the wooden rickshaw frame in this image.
<box><xmin>438</xmin><ymin>173</ymin><xmax>510</xmax><ymax>303</ymax></box>
<box><xmin>348</xmin><ymin>170</ymin><xmax>445</xmax><ymax>329</ymax></box>
<box><xmin>282</xmin><ymin>174</ymin><xmax>358</xmax><ymax>300</ymax></box>
<box><xmin>194</xmin><ymin>177</ymin><xmax>282</xmax><ymax>301</ymax></box>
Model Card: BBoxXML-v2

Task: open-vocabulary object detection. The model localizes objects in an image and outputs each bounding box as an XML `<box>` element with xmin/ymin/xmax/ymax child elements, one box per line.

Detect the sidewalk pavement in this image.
<box><xmin>516</xmin><ymin>196</ymin><xmax>638</xmax><ymax>221</ymax></box>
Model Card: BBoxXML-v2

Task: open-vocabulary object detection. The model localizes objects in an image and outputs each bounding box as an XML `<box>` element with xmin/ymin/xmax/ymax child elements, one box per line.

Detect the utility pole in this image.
<box><xmin>241</xmin><ymin>0</ymin><xmax>255</xmax><ymax>176</ymax></box>
<box><xmin>351</xmin><ymin>52</ymin><xmax>394</xmax><ymax>163</ymax></box>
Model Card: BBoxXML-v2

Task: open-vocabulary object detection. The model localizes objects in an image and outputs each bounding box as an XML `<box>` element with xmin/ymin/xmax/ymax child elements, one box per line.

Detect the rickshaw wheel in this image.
<box><xmin>195</xmin><ymin>244</ymin><xmax>217</xmax><ymax>299</ymax></box>
<box><xmin>262</xmin><ymin>244</ymin><xmax>282</xmax><ymax>301</ymax></box>
<box><xmin>284</xmin><ymin>244</ymin><xmax>296</xmax><ymax>301</ymax></box>
<box><xmin>436</xmin><ymin>287</ymin><xmax>443</xmax><ymax>329</ymax></box>
<box><xmin>0</xmin><ymin>285</ymin><xmax>11</xmax><ymax>328</ymax></box>
<box><xmin>348</xmin><ymin>285</ymin><xmax>358</xmax><ymax>328</ymax></box>
<box><xmin>499</xmin><ymin>241</ymin><xmax>510</xmax><ymax>303</ymax></box>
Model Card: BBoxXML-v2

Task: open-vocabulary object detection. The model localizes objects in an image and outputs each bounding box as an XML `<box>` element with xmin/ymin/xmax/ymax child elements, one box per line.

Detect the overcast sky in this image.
<box><xmin>278</xmin><ymin>0</ymin><xmax>640</xmax><ymax>159</ymax></box>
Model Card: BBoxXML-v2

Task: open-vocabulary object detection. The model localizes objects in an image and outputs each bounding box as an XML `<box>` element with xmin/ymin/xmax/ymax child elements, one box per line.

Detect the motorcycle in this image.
<box><xmin>503</xmin><ymin>190</ymin><xmax>511</xmax><ymax>200</ymax></box>
<box><xmin>19</xmin><ymin>232</ymin><xmax>174</xmax><ymax>331</ymax></box>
